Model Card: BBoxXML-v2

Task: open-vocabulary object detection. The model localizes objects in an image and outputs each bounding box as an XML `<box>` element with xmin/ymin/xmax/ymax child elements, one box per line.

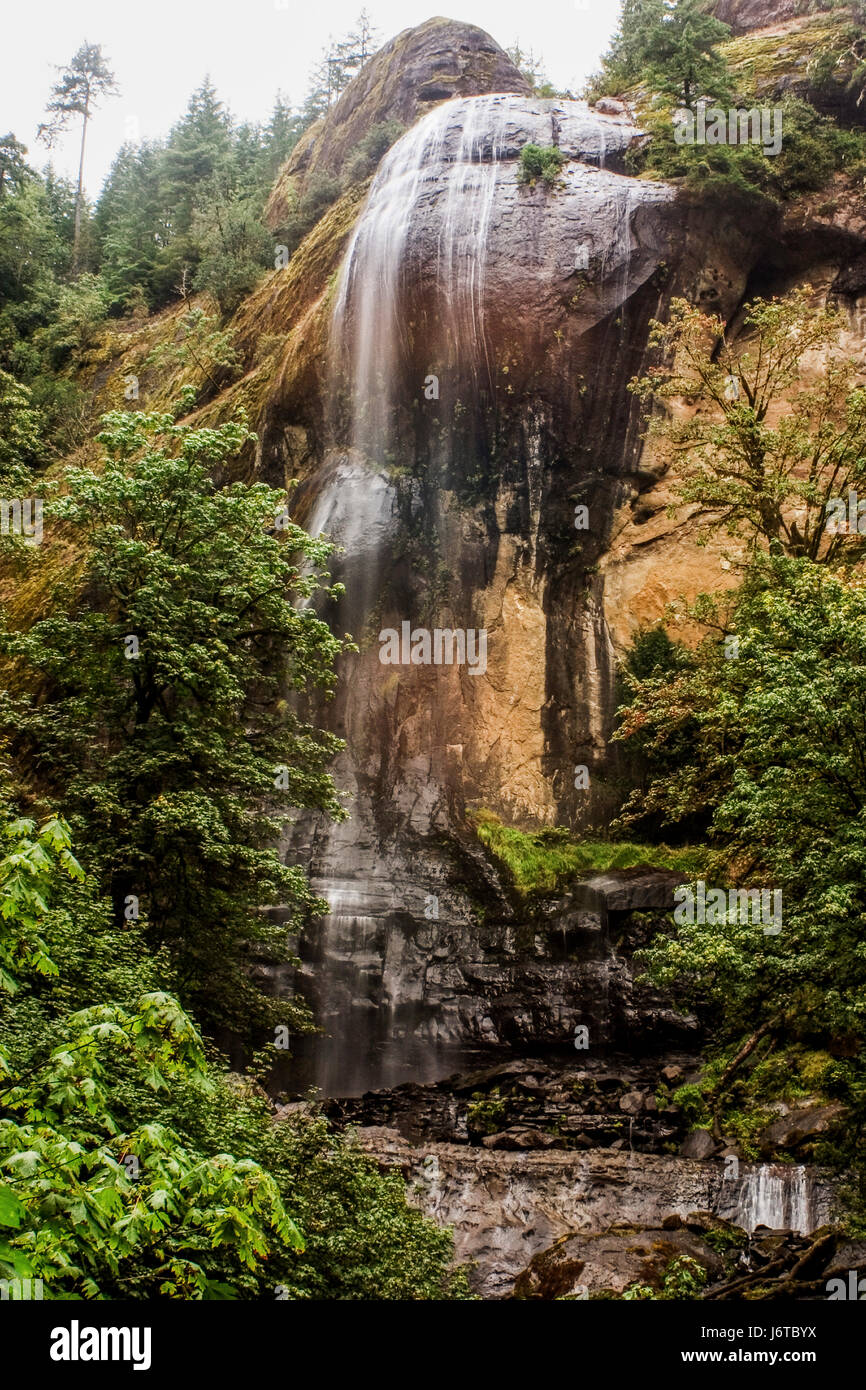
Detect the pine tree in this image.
<box><xmin>37</xmin><ymin>43</ymin><xmax>119</xmax><ymax>273</ymax></box>
<box><xmin>590</xmin><ymin>0</ymin><xmax>731</xmax><ymax>107</ymax></box>
<box><xmin>0</xmin><ymin>135</ymin><xmax>33</xmax><ymax>199</ymax></box>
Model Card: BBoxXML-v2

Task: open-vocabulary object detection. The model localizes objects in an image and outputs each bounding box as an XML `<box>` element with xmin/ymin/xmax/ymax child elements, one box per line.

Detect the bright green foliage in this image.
<box><xmin>0</xmin><ymin>813</ymin><xmax>467</xmax><ymax>1300</ymax></box>
<box><xmin>622</xmin><ymin>1254</ymin><xmax>708</xmax><ymax>1299</ymax></box>
<box><xmin>618</xmin><ymin>557</ymin><xmax>866</xmax><ymax>1050</ymax></box>
<box><xmin>517</xmin><ymin>144</ymin><xmax>566</xmax><ymax>187</ymax></box>
<box><xmin>95</xmin><ymin>81</ymin><xmax>281</xmax><ymax>312</ymax></box>
<box><xmin>471</xmin><ymin>808</ymin><xmax>701</xmax><ymax>896</ymax></box>
<box><xmin>0</xmin><ymin>815</ymin><xmax>78</xmax><ymax>994</ymax></box>
<box><xmin>191</xmin><ymin>194</ymin><xmax>272</xmax><ymax>316</ymax></box>
<box><xmin>253</xmin><ymin>1112</ymin><xmax>473</xmax><ymax>1300</ymax></box>
<box><xmin>2</xmin><ymin>408</ymin><xmax>349</xmax><ymax>1034</ymax></box>
<box><xmin>0</xmin><ymin>371</ymin><xmax>43</xmax><ymax>489</ymax></box>
<box><xmin>630</xmin><ymin>289</ymin><xmax>866</xmax><ymax>560</ymax></box>
<box><xmin>39</xmin><ymin>273</ymin><xmax>110</xmax><ymax>366</ymax></box>
<box><xmin>630</xmin><ymin>96</ymin><xmax>866</xmax><ymax>203</ymax></box>
<box><xmin>0</xmin><ymin>814</ymin><xmax>301</xmax><ymax>1298</ymax></box>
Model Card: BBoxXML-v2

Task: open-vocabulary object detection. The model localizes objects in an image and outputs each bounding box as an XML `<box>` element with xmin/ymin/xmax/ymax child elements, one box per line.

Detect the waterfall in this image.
<box><xmin>284</xmin><ymin>94</ymin><xmax>675</xmax><ymax>1097</ymax></box>
<box><xmin>329</xmin><ymin>92</ymin><xmax>513</xmax><ymax>464</ymax></box>
<box><xmin>720</xmin><ymin>1163</ymin><xmax>820</xmax><ymax>1234</ymax></box>
<box><xmin>328</xmin><ymin>94</ymin><xmax>657</xmax><ymax>468</ymax></box>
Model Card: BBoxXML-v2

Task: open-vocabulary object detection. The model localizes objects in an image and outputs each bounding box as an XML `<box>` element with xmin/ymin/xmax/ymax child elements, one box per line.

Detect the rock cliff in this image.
<box><xmin>82</xmin><ymin>11</ymin><xmax>866</xmax><ymax>1296</ymax></box>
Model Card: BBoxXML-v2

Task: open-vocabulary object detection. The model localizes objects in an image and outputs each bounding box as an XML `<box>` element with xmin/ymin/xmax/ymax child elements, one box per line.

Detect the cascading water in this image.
<box><xmin>718</xmin><ymin>1163</ymin><xmax>826</xmax><ymax>1234</ymax></box>
<box><xmin>288</xmin><ymin>94</ymin><xmax>676</xmax><ymax>1096</ymax></box>
<box><xmin>327</xmin><ymin>94</ymin><xmax>662</xmax><ymax>467</ymax></box>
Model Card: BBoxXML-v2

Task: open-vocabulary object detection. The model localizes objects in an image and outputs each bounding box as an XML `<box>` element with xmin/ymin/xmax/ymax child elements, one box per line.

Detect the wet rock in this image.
<box><xmin>619</xmin><ymin>1090</ymin><xmax>645</xmax><ymax>1115</ymax></box>
<box><xmin>592</xmin><ymin>97</ymin><xmax>628</xmax><ymax>117</ymax></box>
<box><xmin>482</xmin><ymin>1126</ymin><xmax>558</xmax><ymax>1151</ymax></box>
<box><xmin>358</xmin><ymin>1129</ymin><xmax>748</xmax><ymax>1297</ymax></box>
<box><xmin>267</xmin><ymin>17</ymin><xmax>531</xmax><ymax>218</ymax></box>
<box><xmin>513</xmin><ymin>1223</ymin><xmax>726</xmax><ymax>1298</ymax></box>
<box><xmin>759</xmin><ymin>1103</ymin><xmax>844</xmax><ymax>1154</ymax></box>
<box><xmin>681</xmin><ymin>1129</ymin><xmax>718</xmax><ymax>1160</ymax></box>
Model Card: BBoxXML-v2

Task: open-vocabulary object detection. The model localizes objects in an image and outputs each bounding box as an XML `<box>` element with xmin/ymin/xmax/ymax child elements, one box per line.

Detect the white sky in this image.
<box><xmin>4</xmin><ymin>0</ymin><xmax>622</xmax><ymax>197</ymax></box>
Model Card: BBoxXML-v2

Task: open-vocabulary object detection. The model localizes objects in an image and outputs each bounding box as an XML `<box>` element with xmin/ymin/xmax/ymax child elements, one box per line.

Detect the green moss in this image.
<box><xmin>466</xmin><ymin>1088</ymin><xmax>507</xmax><ymax>1135</ymax></box>
<box><xmin>720</xmin><ymin>15</ymin><xmax>845</xmax><ymax>97</ymax></box>
<box><xmin>469</xmin><ymin>808</ymin><xmax>703</xmax><ymax>898</ymax></box>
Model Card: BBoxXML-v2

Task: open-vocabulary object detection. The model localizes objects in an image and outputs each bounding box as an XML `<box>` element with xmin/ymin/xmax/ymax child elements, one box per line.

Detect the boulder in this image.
<box><xmin>681</xmin><ymin>1129</ymin><xmax>718</xmax><ymax>1160</ymax></box>
<box><xmin>619</xmin><ymin>1090</ymin><xmax>645</xmax><ymax>1115</ymax></box>
<box><xmin>512</xmin><ymin>1222</ymin><xmax>726</xmax><ymax>1299</ymax></box>
<box><xmin>760</xmin><ymin>1103</ymin><xmax>844</xmax><ymax>1154</ymax></box>
<box><xmin>266</xmin><ymin>17</ymin><xmax>530</xmax><ymax>221</ymax></box>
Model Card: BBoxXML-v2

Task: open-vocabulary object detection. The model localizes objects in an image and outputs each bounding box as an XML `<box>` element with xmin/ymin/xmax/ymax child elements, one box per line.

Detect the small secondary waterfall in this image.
<box><xmin>720</xmin><ymin>1164</ymin><xmax>823</xmax><ymax>1234</ymax></box>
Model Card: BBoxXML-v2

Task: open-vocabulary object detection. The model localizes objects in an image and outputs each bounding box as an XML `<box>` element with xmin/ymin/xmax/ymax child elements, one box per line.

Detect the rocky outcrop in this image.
<box><xmin>241</xmin><ymin>15</ymin><xmax>866</xmax><ymax>1084</ymax></box>
<box><xmin>281</xmin><ymin>865</ymin><xmax>699</xmax><ymax>1095</ymax></box>
<box><xmin>759</xmin><ymin>1103</ymin><xmax>845</xmax><ymax>1155</ymax></box>
<box><xmin>266</xmin><ymin>18</ymin><xmax>530</xmax><ymax>224</ymax></box>
<box><xmin>712</xmin><ymin>0</ymin><xmax>820</xmax><ymax>33</ymax></box>
<box><xmin>322</xmin><ymin>1053</ymin><xmax>701</xmax><ymax>1148</ymax></box>
<box><xmin>353</xmin><ymin>1125</ymin><xmax>834</xmax><ymax>1297</ymax></box>
<box><xmin>514</xmin><ymin>1217</ymin><xmax>866</xmax><ymax>1301</ymax></box>
<box><xmin>512</xmin><ymin>1216</ymin><xmax>732</xmax><ymax>1298</ymax></box>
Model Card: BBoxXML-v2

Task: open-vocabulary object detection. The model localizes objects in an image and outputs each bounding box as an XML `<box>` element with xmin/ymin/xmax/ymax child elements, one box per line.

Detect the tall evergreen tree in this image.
<box><xmin>0</xmin><ymin>135</ymin><xmax>33</xmax><ymax>199</ymax></box>
<box><xmin>590</xmin><ymin>0</ymin><xmax>731</xmax><ymax>107</ymax></box>
<box><xmin>37</xmin><ymin>43</ymin><xmax>119</xmax><ymax>272</ymax></box>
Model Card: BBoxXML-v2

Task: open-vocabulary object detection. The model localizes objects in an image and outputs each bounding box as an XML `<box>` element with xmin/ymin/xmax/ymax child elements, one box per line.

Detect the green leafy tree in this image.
<box><xmin>2</xmin><ymin>408</ymin><xmax>349</xmax><ymax>1034</ymax></box>
<box><xmin>0</xmin><ymin>812</ymin><xmax>471</xmax><ymax>1300</ymax></box>
<box><xmin>37</xmin><ymin>43</ymin><xmax>119</xmax><ymax>273</ymax></box>
<box><xmin>630</xmin><ymin>290</ymin><xmax>866</xmax><ymax>560</ymax></box>
<box><xmin>616</xmin><ymin>556</ymin><xmax>866</xmax><ymax>1132</ymax></box>
<box><xmin>0</xmin><ymin>136</ymin><xmax>33</xmax><ymax>200</ymax></box>
<box><xmin>95</xmin><ymin>143</ymin><xmax>167</xmax><ymax>312</ymax></box>
<box><xmin>190</xmin><ymin>190</ymin><xmax>272</xmax><ymax>316</ymax></box>
<box><xmin>0</xmin><ymin>371</ymin><xmax>43</xmax><ymax>489</ymax></box>
<box><xmin>0</xmin><ymin>813</ymin><xmax>302</xmax><ymax>1297</ymax></box>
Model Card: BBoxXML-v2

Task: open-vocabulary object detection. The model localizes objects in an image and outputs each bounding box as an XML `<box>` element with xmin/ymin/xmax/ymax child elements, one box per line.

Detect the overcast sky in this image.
<box><xmin>4</xmin><ymin>0</ymin><xmax>622</xmax><ymax>196</ymax></box>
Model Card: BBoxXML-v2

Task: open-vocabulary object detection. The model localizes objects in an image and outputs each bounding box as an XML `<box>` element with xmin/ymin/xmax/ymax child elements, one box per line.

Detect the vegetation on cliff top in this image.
<box><xmin>469</xmin><ymin>808</ymin><xmax>702</xmax><ymax>897</ymax></box>
<box><xmin>587</xmin><ymin>0</ymin><xmax>866</xmax><ymax>203</ymax></box>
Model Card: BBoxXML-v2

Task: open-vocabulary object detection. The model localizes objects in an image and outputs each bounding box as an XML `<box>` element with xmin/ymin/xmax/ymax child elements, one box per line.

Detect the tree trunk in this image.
<box><xmin>709</xmin><ymin>1019</ymin><xmax>775</xmax><ymax>1138</ymax></box>
<box><xmin>72</xmin><ymin>94</ymin><xmax>90</xmax><ymax>275</ymax></box>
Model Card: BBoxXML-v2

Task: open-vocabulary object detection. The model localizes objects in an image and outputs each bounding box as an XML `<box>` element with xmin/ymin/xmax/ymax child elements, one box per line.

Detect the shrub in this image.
<box><xmin>518</xmin><ymin>144</ymin><xmax>566</xmax><ymax>187</ymax></box>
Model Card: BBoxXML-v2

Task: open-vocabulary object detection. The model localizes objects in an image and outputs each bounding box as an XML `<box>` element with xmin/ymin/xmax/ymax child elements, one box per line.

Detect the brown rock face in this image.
<box><xmin>266</xmin><ymin>17</ymin><xmax>530</xmax><ymax>225</ymax></box>
<box><xmin>711</xmin><ymin>0</ymin><xmax>810</xmax><ymax>34</ymax></box>
<box><xmin>244</xmin><ymin>20</ymin><xmax>866</xmax><ymax>1092</ymax></box>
